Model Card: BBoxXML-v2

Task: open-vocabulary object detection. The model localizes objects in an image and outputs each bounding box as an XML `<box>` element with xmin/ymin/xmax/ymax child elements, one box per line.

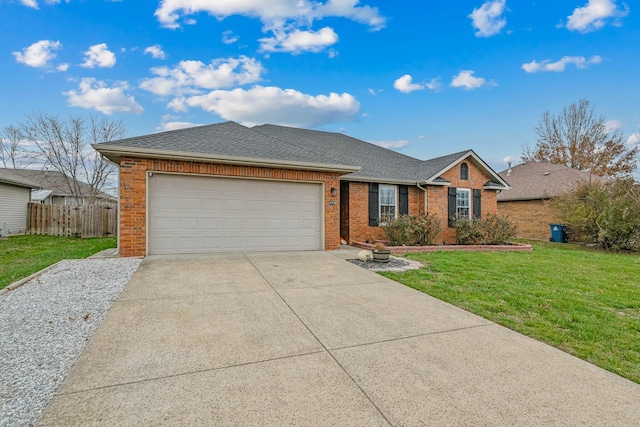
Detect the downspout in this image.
<box><xmin>416</xmin><ymin>182</ymin><xmax>428</xmax><ymax>215</ymax></box>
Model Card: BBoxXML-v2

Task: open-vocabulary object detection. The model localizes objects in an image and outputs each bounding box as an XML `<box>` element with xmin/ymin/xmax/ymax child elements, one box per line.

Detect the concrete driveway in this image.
<box><xmin>38</xmin><ymin>250</ymin><xmax>640</xmax><ymax>426</ymax></box>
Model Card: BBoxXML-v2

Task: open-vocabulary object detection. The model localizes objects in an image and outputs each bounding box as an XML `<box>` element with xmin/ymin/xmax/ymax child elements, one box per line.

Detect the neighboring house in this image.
<box><xmin>93</xmin><ymin>121</ymin><xmax>510</xmax><ymax>257</ymax></box>
<box><xmin>3</xmin><ymin>169</ymin><xmax>116</xmax><ymax>206</ymax></box>
<box><xmin>0</xmin><ymin>169</ymin><xmax>39</xmax><ymax>235</ymax></box>
<box><xmin>497</xmin><ymin>161</ymin><xmax>605</xmax><ymax>240</ymax></box>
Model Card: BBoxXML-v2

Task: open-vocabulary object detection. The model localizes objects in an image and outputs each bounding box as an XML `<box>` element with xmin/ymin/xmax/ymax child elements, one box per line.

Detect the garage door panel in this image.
<box><xmin>149</xmin><ymin>174</ymin><xmax>322</xmax><ymax>254</ymax></box>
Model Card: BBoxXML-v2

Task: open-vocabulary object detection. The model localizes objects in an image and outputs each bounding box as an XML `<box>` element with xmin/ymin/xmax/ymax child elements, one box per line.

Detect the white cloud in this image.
<box><xmin>393</xmin><ymin>74</ymin><xmax>423</xmax><ymax>93</ymax></box>
<box><xmin>372</xmin><ymin>140</ymin><xmax>411</xmax><ymax>150</ymax></box>
<box><xmin>169</xmin><ymin>85</ymin><xmax>360</xmax><ymax>128</ymax></box>
<box><xmin>259</xmin><ymin>27</ymin><xmax>338</xmax><ymax>54</ymax></box>
<box><xmin>20</xmin><ymin>0</ymin><xmax>67</xmax><ymax>8</ymax></box>
<box><xmin>154</xmin><ymin>0</ymin><xmax>386</xmax><ymax>30</ymax></box>
<box><xmin>56</xmin><ymin>63</ymin><xmax>69</xmax><ymax>72</ymax></box>
<box><xmin>140</xmin><ymin>56</ymin><xmax>264</xmax><ymax>96</ymax></box>
<box><xmin>12</xmin><ymin>40</ymin><xmax>62</xmax><ymax>68</ymax></box>
<box><xmin>604</xmin><ymin>119</ymin><xmax>623</xmax><ymax>132</ymax></box>
<box><xmin>81</xmin><ymin>43</ymin><xmax>116</xmax><ymax>68</ymax></box>
<box><xmin>566</xmin><ymin>0</ymin><xmax>629</xmax><ymax>33</ymax></box>
<box><xmin>469</xmin><ymin>0</ymin><xmax>507</xmax><ymax>37</ymax></box>
<box><xmin>222</xmin><ymin>30</ymin><xmax>239</xmax><ymax>44</ymax></box>
<box><xmin>64</xmin><ymin>78</ymin><xmax>143</xmax><ymax>115</ymax></box>
<box><xmin>522</xmin><ymin>55</ymin><xmax>602</xmax><ymax>73</ymax></box>
<box><xmin>627</xmin><ymin>133</ymin><xmax>640</xmax><ymax>146</ymax></box>
<box><xmin>144</xmin><ymin>45</ymin><xmax>166</xmax><ymax>60</ymax></box>
<box><xmin>157</xmin><ymin>121</ymin><xmax>202</xmax><ymax>132</ymax></box>
<box><xmin>450</xmin><ymin>70</ymin><xmax>492</xmax><ymax>89</ymax></box>
<box><xmin>425</xmin><ymin>78</ymin><xmax>443</xmax><ymax>91</ymax></box>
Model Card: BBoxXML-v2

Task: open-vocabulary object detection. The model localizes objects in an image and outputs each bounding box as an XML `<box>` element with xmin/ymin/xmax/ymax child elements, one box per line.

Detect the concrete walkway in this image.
<box><xmin>38</xmin><ymin>250</ymin><xmax>640</xmax><ymax>426</ymax></box>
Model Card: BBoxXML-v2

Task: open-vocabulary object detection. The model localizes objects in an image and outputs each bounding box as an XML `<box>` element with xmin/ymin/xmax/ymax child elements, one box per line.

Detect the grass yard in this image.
<box><xmin>382</xmin><ymin>241</ymin><xmax>640</xmax><ymax>384</ymax></box>
<box><xmin>0</xmin><ymin>235</ymin><xmax>117</xmax><ymax>290</ymax></box>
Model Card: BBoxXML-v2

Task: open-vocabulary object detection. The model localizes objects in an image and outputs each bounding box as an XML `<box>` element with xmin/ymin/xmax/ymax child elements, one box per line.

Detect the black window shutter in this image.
<box><xmin>369</xmin><ymin>183</ymin><xmax>379</xmax><ymax>226</ymax></box>
<box><xmin>473</xmin><ymin>189</ymin><xmax>482</xmax><ymax>219</ymax></box>
<box><xmin>399</xmin><ymin>185</ymin><xmax>409</xmax><ymax>216</ymax></box>
<box><xmin>448</xmin><ymin>187</ymin><xmax>457</xmax><ymax>227</ymax></box>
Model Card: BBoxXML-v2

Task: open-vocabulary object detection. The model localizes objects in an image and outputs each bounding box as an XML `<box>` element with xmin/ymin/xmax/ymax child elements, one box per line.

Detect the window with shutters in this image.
<box><xmin>379</xmin><ymin>184</ymin><xmax>397</xmax><ymax>221</ymax></box>
<box><xmin>456</xmin><ymin>188</ymin><xmax>470</xmax><ymax>218</ymax></box>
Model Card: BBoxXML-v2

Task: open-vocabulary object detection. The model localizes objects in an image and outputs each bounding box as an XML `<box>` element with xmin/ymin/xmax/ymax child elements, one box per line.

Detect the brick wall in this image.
<box><xmin>497</xmin><ymin>199</ymin><xmax>560</xmax><ymax>240</ymax></box>
<box><xmin>345</xmin><ymin>182</ymin><xmax>424</xmax><ymax>244</ymax></box>
<box><xmin>430</xmin><ymin>160</ymin><xmax>498</xmax><ymax>244</ymax></box>
<box><xmin>343</xmin><ymin>160</ymin><xmax>500</xmax><ymax>245</ymax></box>
<box><xmin>119</xmin><ymin>156</ymin><xmax>342</xmax><ymax>257</ymax></box>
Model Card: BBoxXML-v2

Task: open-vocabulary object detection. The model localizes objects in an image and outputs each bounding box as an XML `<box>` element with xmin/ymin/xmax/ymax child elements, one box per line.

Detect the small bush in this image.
<box><xmin>453</xmin><ymin>217</ymin><xmax>485</xmax><ymax>245</ymax></box>
<box><xmin>482</xmin><ymin>214</ymin><xmax>517</xmax><ymax>244</ymax></box>
<box><xmin>381</xmin><ymin>214</ymin><xmax>442</xmax><ymax>246</ymax></box>
<box><xmin>454</xmin><ymin>214</ymin><xmax>517</xmax><ymax>245</ymax></box>
<box><xmin>411</xmin><ymin>214</ymin><xmax>442</xmax><ymax>245</ymax></box>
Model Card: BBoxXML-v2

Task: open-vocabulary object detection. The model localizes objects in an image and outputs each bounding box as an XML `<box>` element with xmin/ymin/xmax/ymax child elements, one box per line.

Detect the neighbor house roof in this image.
<box><xmin>6</xmin><ymin>169</ymin><xmax>114</xmax><ymax>200</ymax></box>
<box><xmin>0</xmin><ymin>168</ymin><xmax>40</xmax><ymax>189</ymax></box>
<box><xmin>94</xmin><ymin>121</ymin><xmax>360</xmax><ymax>174</ymax></box>
<box><xmin>497</xmin><ymin>161</ymin><xmax>605</xmax><ymax>202</ymax></box>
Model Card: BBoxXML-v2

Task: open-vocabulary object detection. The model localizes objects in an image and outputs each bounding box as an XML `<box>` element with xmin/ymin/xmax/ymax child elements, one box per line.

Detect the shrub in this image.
<box><xmin>380</xmin><ymin>214</ymin><xmax>442</xmax><ymax>246</ymax></box>
<box><xmin>453</xmin><ymin>214</ymin><xmax>517</xmax><ymax>245</ymax></box>
<box><xmin>553</xmin><ymin>179</ymin><xmax>640</xmax><ymax>251</ymax></box>
<box><xmin>453</xmin><ymin>217</ymin><xmax>485</xmax><ymax>245</ymax></box>
<box><xmin>482</xmin><ymin>214</ymin><xmax>517</xmax><ymax>244</ymax></box>
<box><xmin>411</xmin><ymin>214</ymin><xmax>442</xmax><ymax>245</ymax></box>
<box><xmin>380</xmin><ymin>215</ymin><xmax>413</xmax><ymax>246</ymax></box>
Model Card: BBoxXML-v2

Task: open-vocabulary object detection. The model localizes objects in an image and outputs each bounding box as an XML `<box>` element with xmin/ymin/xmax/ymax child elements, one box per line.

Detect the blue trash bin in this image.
<box><xmin>549</xmin><ymin>224</ymin><xmax>566</xmax><ymax>243</ymax></box>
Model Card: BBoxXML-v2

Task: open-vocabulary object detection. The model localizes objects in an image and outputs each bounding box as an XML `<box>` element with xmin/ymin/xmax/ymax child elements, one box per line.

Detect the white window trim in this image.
<box><xmin>456</xmin><ymin>188</ymin><xmax>471</xmax><ymax>219</ymax></box>
<box><xmin>379</xmin><ymin>184</ymin><xmax>398</xmax><ymax>223</ymax></box>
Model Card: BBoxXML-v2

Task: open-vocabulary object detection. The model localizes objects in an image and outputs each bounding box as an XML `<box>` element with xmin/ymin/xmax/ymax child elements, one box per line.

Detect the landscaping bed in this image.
<box><xmin>352</xmin><ymin>241</ymin><xmax>532</xmax><ymax>255</ymax></box>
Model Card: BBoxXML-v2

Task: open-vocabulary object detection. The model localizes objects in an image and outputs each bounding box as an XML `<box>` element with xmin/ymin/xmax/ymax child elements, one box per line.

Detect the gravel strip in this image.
<box><xmin>0</xmin><ymin>258</ymin><xmax>141</xmax><ymax>427</ymax></box>
<box><xmin>348</xmin><ymin>258</ymin><xmax>410</xmax><ymax>270</ymax></box>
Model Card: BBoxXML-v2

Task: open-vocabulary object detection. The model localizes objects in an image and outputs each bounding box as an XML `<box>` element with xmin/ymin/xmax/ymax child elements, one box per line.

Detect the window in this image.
<box><xmin>460</xmin><ymin>162</ymin><xmax>469</xmax><ymax>180</ymax></box>
<box><xmin>456</xmin><ymin>188</ymin><xmax>470</xmax><ymax>218</ymax></box>
<box><xmin>379</xmin><ymin>184</ymin><xmax>397</xmax><ymax>221</ymax></box>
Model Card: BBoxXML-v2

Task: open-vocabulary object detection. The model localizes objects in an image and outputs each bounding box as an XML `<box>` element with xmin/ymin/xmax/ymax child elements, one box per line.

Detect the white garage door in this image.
<box><xmin>148</xmin><ymin>173</ymin><xmax>323</xmax><ymax>254</ymax></box>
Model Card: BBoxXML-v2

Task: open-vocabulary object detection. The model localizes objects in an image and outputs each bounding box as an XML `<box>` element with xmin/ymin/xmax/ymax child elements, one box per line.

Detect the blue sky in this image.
<box><xmin>2</xmin><ymin>0</ymin><xmax>639</xmax><ymax>172</ymax></box>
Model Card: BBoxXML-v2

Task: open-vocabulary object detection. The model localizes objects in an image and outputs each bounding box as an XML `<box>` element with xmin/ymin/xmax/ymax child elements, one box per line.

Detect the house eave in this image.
<box><xmin>497</xmin><ymin>196</ymin><xmax>552</xmax><ymax>202</ymax></box>
<box><xmin>93</xmin><ymin>145</ymin><xmax>361</xmax><ymax>175</ymax></box>
<box><xmin>340</xmin><ymin>175</ymin><xmax>419</xmax><ymax>185</ymax></box>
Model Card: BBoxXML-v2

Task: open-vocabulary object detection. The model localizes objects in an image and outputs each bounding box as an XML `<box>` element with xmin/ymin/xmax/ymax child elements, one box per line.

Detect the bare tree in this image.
<box><xmin>522</xmin><ymin>100</ymin><xmax>639</xmax><ymax>178</ymax></box>
<box><xmin>19</xmin><ymin>113</ymin><xmax>125</xmax><ymax>204</ymax></box>
<box><xmin>0</xmin><ymin>125</ymin><xmax>35</xmax><ymax>169</ymax></box>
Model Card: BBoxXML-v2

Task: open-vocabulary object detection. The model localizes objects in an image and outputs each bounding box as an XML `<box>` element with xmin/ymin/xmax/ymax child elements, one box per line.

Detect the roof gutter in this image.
<box><xmin>93</xmin><ymin>145</ymin><xmax>361</xmax><ymax>175</ymax></box>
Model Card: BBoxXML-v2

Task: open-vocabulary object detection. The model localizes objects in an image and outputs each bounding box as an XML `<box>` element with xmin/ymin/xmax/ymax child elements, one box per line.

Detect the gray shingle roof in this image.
<box><xmin>253</xmin><ymin>124</ymin><xmax>428</xmax><ymax>182</ymax></box>
<box><xmin>497</xmin><ymin>161</ymin><xmax>605</xmax><ymax>201</ymax></box>
<box><xmin>95</xmin><ymin>121</ymin><xmax>357</xmax><ymax>171</ymax></box>
<box><xmin>0</xmin><ymin>168</ymin><xmax>40</xmax><ymax>188</ymax></box>
<box><xmin>94</xmin><ymin>121</ymin><xmax>507</xmax><ymax>186</ymax></box>
<box><xmin>5</xmin><ymin>169</ymin><xmax>113</xmax><ymax>199</ymax></box>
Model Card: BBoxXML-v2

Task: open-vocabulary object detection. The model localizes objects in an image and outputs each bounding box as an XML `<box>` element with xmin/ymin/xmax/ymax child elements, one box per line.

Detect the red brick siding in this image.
<box><xmin>344</xmin><ymin>160</ymin><xmax>499</xmax><ymax>245</ymax></box>
<box><xmin>430</xmin><ymin>160</ymin><xmax>498</xmax><ymax>243</ymax></box>
<box><xmin>497</xmin><ymin>199</ymin><xmax>560</xmax><ymax>240</ymax></box>
<box><xmin>345</xmin><ymin>182</ymin><xmax>424</xmax><ymax>244</ymax></box>
<box><xmin>119</xmin><ymin>157</ymin><xmax>341</xmax><ymax>257</ymax></box>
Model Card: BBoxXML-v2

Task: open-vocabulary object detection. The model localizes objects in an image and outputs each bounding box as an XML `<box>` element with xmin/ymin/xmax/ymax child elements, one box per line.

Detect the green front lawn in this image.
<box><xmin>0</xmin><ymin>235</ymin><xmax>117</xmax><ymax>290</ymax></box>
<box><xmin>382</xmin><ymin>241</ymin><xmax>640</xmax><ymax>384</ymax></box>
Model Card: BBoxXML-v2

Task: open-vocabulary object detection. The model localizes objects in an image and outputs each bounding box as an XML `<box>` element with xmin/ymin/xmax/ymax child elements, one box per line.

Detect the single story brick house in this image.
<box><xmin>93</xmin><ymin>122</ymin><xmax>510</xmax><ymax>257</ymax></box>
<box><xmin>497</xmin><ymin>161</ymin><xmax>605</xmax><ymax>240</ymax></box>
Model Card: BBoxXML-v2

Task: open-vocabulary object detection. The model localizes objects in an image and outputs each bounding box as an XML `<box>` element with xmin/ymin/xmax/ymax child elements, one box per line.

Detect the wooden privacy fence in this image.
<box><xmin>28</xmin><ymin>203</ymin><xmax>117</xmax><ymax>238</ymax></box>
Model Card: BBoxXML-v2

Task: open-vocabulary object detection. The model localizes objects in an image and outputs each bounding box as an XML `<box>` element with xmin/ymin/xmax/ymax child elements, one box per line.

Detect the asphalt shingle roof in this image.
<box><xmin>96</xmin><ymin>121</ymin><xmax>355</xmax><ymax>169</ymax></box>
<box><xmin>497</xmin><ymin>161</ymin><xmax>605</xmax><ymax>201</ymax></box>
<box><xmin>95</xmin><ymin>121</ymin><xmax>503</xmax><ymax>185</ymax></box>
<box><xmin>5</xmin><ymin>169</ymin><xmax>112</xmax><ymax>199</ymax></box>
<box><xmin>0</xmin><ymin>168</ymin><xmax>40</xmax><ymax>188</ymax></box>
